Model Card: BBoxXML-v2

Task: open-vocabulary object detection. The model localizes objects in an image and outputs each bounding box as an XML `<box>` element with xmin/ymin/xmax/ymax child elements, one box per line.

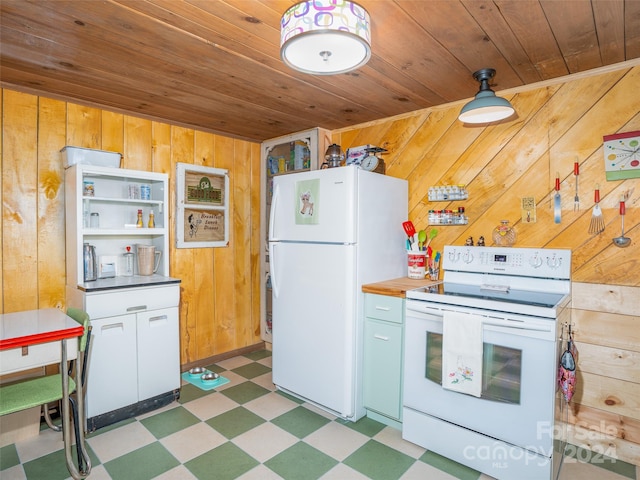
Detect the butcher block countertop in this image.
<box><xmin>362</xmin><ymin>277</ymin><xmax>440</xmax><ymax>298</ymax></box>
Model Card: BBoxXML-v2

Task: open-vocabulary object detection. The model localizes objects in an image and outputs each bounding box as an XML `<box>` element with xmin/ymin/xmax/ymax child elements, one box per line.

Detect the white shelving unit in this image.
<box><xmin>65</xmin><ymin>164</ymin><xmax>181</xmax><ymax>430</ymax></box>
<box><xmin>65</xmin><ymin>164</ymin><xmax>170</xmax><ymax>285</ymax></box>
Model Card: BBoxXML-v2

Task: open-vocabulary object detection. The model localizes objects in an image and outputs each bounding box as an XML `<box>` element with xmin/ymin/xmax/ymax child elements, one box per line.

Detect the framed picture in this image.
<box><xmin>603</xmin><ymin>130</ymin><xmax>640</xmax><ymax>181</ymax></box>
<box><xmin>176</xmin><ymin>163</ymin><xmax>229</xmax><ymax>248</ymax></box>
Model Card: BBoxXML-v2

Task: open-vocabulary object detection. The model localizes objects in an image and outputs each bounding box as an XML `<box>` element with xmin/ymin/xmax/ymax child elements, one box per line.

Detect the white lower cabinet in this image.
<box><xmin>87</xmin><ymin>313</ymin><xmax>138</xmax><ymax>417</ymax></box>
<box><xmin>68</xmin><ymin>282</ymin><xmax>180</xmax><ymax>424</ymax></box>
<box><xmin>136</xmin><ymin>308</ymin><xmax>180</xmax><ymax>400</ymax></box>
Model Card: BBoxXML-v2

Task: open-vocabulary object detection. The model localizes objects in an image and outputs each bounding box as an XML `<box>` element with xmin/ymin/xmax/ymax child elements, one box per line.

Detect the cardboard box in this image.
<box><xmin>61</xmin><ymin>146</ymin><xmax>122</xmax><ymax>169</ymax></box>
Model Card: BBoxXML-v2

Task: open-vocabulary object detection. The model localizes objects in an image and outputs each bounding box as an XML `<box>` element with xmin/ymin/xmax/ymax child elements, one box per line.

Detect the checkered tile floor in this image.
<box><xmin>1</xmin><ymin>350</ymin><xmax>636</xmax><ymax>479</ymax></box>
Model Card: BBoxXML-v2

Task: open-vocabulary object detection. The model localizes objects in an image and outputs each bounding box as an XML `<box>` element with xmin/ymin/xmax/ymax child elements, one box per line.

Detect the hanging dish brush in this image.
<box><xmin>588</xmin><ymin>185</ymin><xmax>605</xmax><ymax>234</ymax></box>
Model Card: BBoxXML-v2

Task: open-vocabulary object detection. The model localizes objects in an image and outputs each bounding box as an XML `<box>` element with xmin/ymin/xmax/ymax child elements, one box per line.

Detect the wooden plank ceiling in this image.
<box><xmin>1</xmin><ymin>0</ymin><xmax>639</xmax><ymax>142</ymax></box>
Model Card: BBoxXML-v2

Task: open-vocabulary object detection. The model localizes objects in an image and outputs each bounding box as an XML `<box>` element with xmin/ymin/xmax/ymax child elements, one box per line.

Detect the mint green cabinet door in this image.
<box><xmin>363</xmin><ymin>318</ymin><xmax>403</xmax><ymax>420</ymax></box>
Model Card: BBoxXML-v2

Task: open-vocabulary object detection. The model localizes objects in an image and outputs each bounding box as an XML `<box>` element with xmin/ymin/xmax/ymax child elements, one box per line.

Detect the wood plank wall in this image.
<box><xmin>332</xmin><ymin>62</ymin><xmax>640</xmax><ymax>466</ymax></box>
<box><xmin>0</xmin><ymin>89</ymin><xmax>262</xmax><ymax>365</ymax></box>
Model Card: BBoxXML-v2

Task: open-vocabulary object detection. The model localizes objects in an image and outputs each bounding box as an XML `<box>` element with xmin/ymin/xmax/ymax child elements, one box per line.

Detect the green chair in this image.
<box><xmin>0</xmin><ymin>307</ymin><xmax>92</xmax><ymax>477</ymax></box>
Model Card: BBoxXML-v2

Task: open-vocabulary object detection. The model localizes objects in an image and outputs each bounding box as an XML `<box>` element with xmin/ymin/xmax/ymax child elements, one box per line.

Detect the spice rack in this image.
<box><xmin>429</xmin><ymin>208</ymin><xmax>469</xmax><ymax>225</ymax></box>
<box><xmin>428</xmin><ymin>185</ymin><xmax>469</xmax><ymax>225</ymax></box>
<box><xmin>428</xmin><ymin>185</ymin><xmax>468</xmax><ymax>201</ymax></box>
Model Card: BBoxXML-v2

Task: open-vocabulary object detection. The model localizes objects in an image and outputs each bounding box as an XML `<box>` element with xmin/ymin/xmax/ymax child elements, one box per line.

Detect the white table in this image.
<box><xmin>0</xmin><ymin>308</ymin><xmax>89</xmax><ymax>479</ymax></box>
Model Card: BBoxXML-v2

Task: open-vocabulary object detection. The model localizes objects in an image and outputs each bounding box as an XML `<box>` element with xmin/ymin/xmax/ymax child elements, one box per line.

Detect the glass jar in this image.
<box><xmin>493</xmin><ymin>220</ymin><xmax>517</xmax><ymax>246</ymax></box>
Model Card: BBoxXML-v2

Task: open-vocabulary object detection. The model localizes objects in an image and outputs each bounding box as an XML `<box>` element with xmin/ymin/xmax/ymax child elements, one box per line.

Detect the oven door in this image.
<box><xmin>404</xmin><ymin>300</ymin><xmax>557</xmax><ymax>454</ymax></box>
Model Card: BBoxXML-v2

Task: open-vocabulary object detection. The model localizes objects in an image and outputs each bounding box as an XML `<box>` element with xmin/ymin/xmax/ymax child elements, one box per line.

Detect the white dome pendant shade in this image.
<box><xmin>280</xmin><ymin>1</ymin><xmax>372</xmax><ymax>75</ymax></box>
<box><xmin>459</xmin><ymin>68</ymin><xmax>515</xmax><ymax>123</ymax></box>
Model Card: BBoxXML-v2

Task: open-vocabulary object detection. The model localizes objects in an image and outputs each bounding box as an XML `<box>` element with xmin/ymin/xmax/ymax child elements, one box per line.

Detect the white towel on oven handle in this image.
<box><xmin>442</xmin><ymin>311</ymin><xmax>483</xmax><ymax>397</ymax></box>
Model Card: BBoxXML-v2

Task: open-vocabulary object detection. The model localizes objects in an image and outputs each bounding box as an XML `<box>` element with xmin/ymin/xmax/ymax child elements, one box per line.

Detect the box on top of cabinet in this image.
<box><xmin>61</xmin><ymin>146</ymin><xmax>122</xmax><ymax>169</ymax></box>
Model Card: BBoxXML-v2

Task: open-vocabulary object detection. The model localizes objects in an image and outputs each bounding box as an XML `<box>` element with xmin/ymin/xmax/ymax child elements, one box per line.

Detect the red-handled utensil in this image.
<box><xmin>402</xmin><ymin>221</ymin><xmax>416</xmax><ymax>240</ymax></box>
<box><xmin>613</xmin><ymin>200</ymin><xmax>631</xmax><ymax>248</ymax></box>
<box><xmin>588</xmin><ymin>185</ymin><xmax>605</xmax><ymax>234</ymax></box>
<box><xmin>554</xmin><ymin>173</ymin><xmax>561</xmax><ymax>224</ymax></box>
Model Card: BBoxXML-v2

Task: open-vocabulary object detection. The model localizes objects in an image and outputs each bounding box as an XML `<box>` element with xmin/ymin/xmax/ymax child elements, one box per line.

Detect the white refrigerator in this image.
<box><xmin>268</xmin><ymin>166</ymin><xmax>408</xmax><ymax>421</ymax></box>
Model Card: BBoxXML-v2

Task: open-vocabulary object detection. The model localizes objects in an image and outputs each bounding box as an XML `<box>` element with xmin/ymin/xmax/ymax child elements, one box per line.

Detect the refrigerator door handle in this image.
<box><xmin>269</xmin><ymin>183</ymin><xmax>280</xmax><ymax>241</ymax></box>
<box><xmin>269</xmin><ymin>242</ymin><xmax>279</xmax><ymax>298</ymax></box>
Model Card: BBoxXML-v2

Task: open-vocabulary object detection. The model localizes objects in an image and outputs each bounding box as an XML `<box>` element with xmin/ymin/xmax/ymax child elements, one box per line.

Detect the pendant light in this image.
<box><xmin>280</xmin><ymin>1</ymin><xmax>372</xmax><ymax>75</ymax></box>
<box><xmin>458</xmin><ymin>68</ymin><xmax>515</xmax><ymax>124</ymax></box>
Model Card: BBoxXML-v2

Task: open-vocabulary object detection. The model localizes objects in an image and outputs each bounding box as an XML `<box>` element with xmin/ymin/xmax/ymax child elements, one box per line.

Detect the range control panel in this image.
<box><xmin>443</xmin><ymin>245</ymin><xmax>572</xmax><ymax>280</ymax></box>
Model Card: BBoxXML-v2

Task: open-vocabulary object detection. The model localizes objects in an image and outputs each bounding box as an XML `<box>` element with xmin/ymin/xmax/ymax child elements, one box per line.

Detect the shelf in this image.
<box><xmin>82</xmin><ymin>228</ymin><xmax>167</xmax><ymax>235</ymax></box>
<box><xmin>428</xmin><ymin>185</ymin><xmax>468</xmax><ymax>202</ymax></box>
<box><xmin>84</xmin><ymin>196</ymin><xmax>164</xmax><ymax>206</ymax></box>
<box><xmin>428</xmin><ymin>220</ymin><xmax>469</xmax><ymax>226</ymax></box>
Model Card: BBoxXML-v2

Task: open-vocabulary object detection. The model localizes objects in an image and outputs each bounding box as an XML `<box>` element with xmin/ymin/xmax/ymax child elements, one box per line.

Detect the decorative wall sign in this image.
<box><xmin>176</xmin><ymin>163</ymin><xmax>229</xmax><ymax>248</ymax></box>
<box><xmin>521</xmin><ymin>196</ymin><xmax>537</xmax><ymax>223</ymax></box>
<box><xmin>603</xmin><ymin>130</ymin><xmax>640</xmax><ymax>181</ymax></box>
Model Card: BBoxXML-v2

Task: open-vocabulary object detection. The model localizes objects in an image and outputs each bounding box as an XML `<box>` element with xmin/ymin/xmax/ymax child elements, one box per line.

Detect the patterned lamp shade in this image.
<box><xmin>280</xmin><ymin>1</ymin><xmax>371</xmax><ymax>75</ymax></box>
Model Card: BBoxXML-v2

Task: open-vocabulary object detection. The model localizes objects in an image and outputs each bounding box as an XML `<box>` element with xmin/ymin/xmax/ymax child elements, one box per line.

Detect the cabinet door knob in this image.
<box><xmin>375</xmin><ymin>306</ymin><xmax>390</xmax><ymax>311</ymax></box>
<box><xmin>373</xmin><ymin>334</ymin><xmax>389</xmax><ymax>341</ymax></box>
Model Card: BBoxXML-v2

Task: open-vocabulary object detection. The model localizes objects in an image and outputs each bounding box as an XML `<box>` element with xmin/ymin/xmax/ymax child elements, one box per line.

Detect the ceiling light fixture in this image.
<box><xmin>458</xmin><ymin>68</ymin><xmax>515</xmax><ymax>124</ymax></box>
<box><xmin>280</xmin><ymin>1</ymin><xmax>371</xmax><ymax>75</ymax></box>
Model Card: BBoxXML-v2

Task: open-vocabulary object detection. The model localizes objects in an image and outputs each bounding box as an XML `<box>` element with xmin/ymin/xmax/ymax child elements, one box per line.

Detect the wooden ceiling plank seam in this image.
<box><xmin>539</xmin><ymin>0</ymin><xmax>603</xmax><ymax>72</ymax></box>
<box><xmin>370</xmin><ymin>1</ymin><xmax>481</xmax><ymax>99</ymax></box>
<box><xmin>461</xmin><ymin>0</ymin><xmax>543</xmax><ymax>84</ymax></box>
<box><xmin>624</xmin><ymin>0</ymin><xmax>640</xmax><ymax>59</ymax></box>
<box><xmin>591</xmin><ymin>0</ymin><xmax>626</xmax><ymax>65</ymax></box>
<box><xmin>493</xmin><ymin>0</ymin><xmax>570</xmax><ymax>79</ymax></box>
<box><xmin>396</xmin><ymin>0</ymin><xmax>522</xmax><ymax>88</ymax></box>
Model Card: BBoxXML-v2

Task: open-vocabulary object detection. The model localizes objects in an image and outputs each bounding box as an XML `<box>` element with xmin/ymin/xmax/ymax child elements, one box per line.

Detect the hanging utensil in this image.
<box><xmin>588</xmin><ymin>185</ymin><xmax>605</xmax><ymax>234</ymax></box>
<box><xmin>573</xmin><ymin>161</ymin><xmax>580</xmax><ymax>211</ymax></box>
<box><xmin>612</xmin><ymin>200</ymin><xmax>631</xmax><ymax>248</ymax></box>
<box><xmin>554</xmin><ymin>173</ymin><xmax>562</xmax><ymax>224</ymax></box>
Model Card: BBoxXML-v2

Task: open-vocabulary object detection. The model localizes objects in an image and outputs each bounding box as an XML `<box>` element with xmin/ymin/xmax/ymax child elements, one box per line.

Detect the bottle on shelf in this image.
<box><xmin>136</xmin><ymin>209</ymin><xmax>144</xmax><ymax>228</ymax></box>
<box><xmin>148</xmin><ymin>211</ymin><xmax>155</xmax><ymax>228</ymax></box>
<box><xmin>123</xmin><ymin>246</ymin><xmax>135</xmax><ymax>276</ymax></box>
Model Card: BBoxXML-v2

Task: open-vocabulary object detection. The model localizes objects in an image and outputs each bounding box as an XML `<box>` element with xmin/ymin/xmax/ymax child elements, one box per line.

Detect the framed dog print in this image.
<box><xmin>176</xmin><ymin>163</ymin><xmax>229</xmax><ymax>248</ymax></box>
